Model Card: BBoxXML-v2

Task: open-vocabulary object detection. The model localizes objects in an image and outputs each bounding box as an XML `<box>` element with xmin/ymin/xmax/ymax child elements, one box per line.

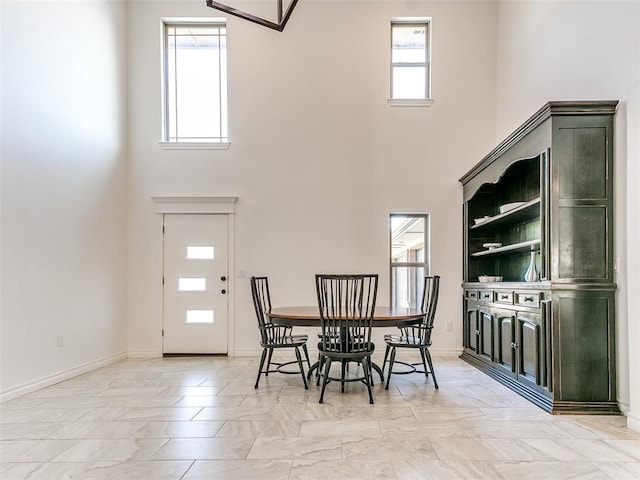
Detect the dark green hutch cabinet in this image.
<box><xmin>459</xmin><ymin>101</ymin><xmax>619</xmax><ymax>414</ymax></box>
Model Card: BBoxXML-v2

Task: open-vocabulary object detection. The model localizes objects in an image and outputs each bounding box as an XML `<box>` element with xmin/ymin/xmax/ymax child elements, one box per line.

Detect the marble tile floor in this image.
<box><xmin>1</xmin><ymin>354</ymin><xmax>639</xmax><ymax>480</ymax></box>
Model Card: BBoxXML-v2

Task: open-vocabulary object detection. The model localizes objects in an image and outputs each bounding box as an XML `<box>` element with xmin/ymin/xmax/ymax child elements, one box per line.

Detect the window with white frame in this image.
<box><xmin>162</xmin><ymin>21</ymin><xmax>228</xmax><ymax>144</ymax></box>
<box><xmin>390</xmin><ymin>19</ymin><xmax>430</xmax><ymax>100</ymax></box>
<box><xmin>390</xmin><ymin>214</ymin><xmax>429</xmax><ymax>309</ymax></box>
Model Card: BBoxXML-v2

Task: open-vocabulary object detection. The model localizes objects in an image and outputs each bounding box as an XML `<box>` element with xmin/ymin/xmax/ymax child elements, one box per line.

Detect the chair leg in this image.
<box><xmin>341</xmin><ymin>360</ymin><xmax>347</xmax><ymax>393</ymax></box>
<box><xmin>419</xmin><ymin>347</ymin><xmax>430</xmax><ymax>380</ymax></box>
<box><xmin>255</xmin><ymin>348</ymin><xmax>268</xmax><ymax>389</ymax></box>
<box><xmin>382</xmin><ymin>344</ymin><xmax>391</xmax><ymax>374</ymax></box>
<box><xmin>363</xmin><ymin>356</ymin><xmax>374</xmax><ymax>404</ymax></box>
<box><xmin>316</xmin><ymin>352</ymin><xmax>322</xmax><ymax>378</ymax></box>
<box><xmin>385</xmin><ymin>347</ymin><xmax>397</xmax><ymax>390</ymax></box>
<box><xmin>265</xmin><ymin>348</ymin><xmax>275</xmax><ymax>376</ymax></box>
<box><xmin>302</xmin><ymin>344</ymin><xmax>312</xmax><ymax>371</ymax></box>
<box><xmin>424</xmin><ymin>348</ymin><xmax>438</xmax><ymax>389</ymax></box>
<box><xmin>316</xmin><ymin>355</ymin><xmax>325</xmax><ymax>386</ymax></box>
<box><xmin>319</xmin><ymin>356</ymin><xmax>332</xmax><ymax>404</ymax></box>
<box><xmin>294</xmin><ymin>346</ymin><xmax>309</xmax><ymax>390</ymax></box>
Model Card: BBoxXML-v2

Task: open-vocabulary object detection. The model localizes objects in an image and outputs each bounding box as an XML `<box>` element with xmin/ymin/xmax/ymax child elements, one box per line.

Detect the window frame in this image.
<box><xmin>388</xmin><ymin>18</ymin><xmax>433</xmax><ymax>107</ymax></box>
<box><xmin>160</xmin><ymin>18</ymin><xmax>230</xmax><ymax>150</ymax></box>
<box><xmin>389</xmin><ymin>213</ymin><xmax>430</xmax><ymax>309</ymax></box>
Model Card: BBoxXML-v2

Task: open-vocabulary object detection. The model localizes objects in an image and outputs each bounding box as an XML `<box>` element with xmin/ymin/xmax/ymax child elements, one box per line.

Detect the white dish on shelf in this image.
<box><xmin>482</xmin><ymin>242</ymin><xmax>502</xmax><ymax>250</ymax></box>
<box><xmin>499</xmin><ymin>202</ymin><xmax>526</xmax><ymax>214</ymax></box>
<box><xmin>479</xmin><ymin>275</ymin><xmax>503</xmax><ymax>283</ymax></box>
<box><xmin>474</xmin><ymin>216</ymin><xmax>491</xmax><ymax>224</ymax></box>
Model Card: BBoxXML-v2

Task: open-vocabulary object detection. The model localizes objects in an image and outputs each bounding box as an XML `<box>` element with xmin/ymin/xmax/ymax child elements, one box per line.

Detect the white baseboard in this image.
<box><xmin>627</xmin><ymin>411</ymin><xmax>640</xmax><ymax>433</ymax></box>
<box><xmin>232</xmin><ymin>348</ymin><xmax>263</xmax><ymax>357</ymax></box>
<box><xmin>618</xmin><ymin>400</ymin><xmax>630</xmax><ymax>417</ymax></box>
<box><xmin>0</xmin><ymin>351</ymin><xmax>127</xmax><ymax>403</ymax></box>
<box><xmin>127</xmin><ymin>350</ymin><xmax>162</xmax><ymax>359</ymax></box>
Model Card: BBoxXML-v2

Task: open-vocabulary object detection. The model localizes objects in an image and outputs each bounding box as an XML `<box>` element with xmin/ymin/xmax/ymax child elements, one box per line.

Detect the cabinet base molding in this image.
<box><xmin>460</xmin><ymin>352</ymin><xmax>620</xmax><ymax>415</ymax></box>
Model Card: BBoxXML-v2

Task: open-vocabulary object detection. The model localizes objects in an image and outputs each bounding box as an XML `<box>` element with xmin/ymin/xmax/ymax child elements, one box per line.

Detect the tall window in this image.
<box><xmin>390</xmin><ymin>214</ymin><xmax>429</xmax><ymax>309</ymax></box>
<box><xmin>390</xmin><ymin>19</ymin><xmax>430</xmax><ymax>100</ymax></box>
<box><xmin>163</xmin><ymin>21</ymin><xmax>228</xmax><ymax>143</ymax></box>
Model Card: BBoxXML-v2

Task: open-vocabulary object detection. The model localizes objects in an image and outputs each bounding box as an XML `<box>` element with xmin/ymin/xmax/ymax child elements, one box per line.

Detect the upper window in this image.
<box><xmin>162</xmin><ymin>21</ymin><xmax>228</xmax><ymax>145</ymax></box>
<box><xmin>390</xmin><ymin>214</ymin><xmax>430</xmax><ymax>309</ymax></box>
<box><xmin>390</xmin><ymin>19</ymin><xmax>431</xmax><ymax>102</ymax></box>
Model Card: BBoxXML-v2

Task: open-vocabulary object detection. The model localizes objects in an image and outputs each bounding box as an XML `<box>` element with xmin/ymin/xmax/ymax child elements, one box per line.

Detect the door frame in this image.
<box><xmin>152</xmin><ymin>196</ymin><xmax>237</xmax><ymax>357</ymax></box>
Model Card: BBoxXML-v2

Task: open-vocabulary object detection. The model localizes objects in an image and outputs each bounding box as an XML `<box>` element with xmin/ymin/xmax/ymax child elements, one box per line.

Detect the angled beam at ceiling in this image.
<box><xmin>205</xmin><ymin>0</ymin><xmax>300</xmax><ymax>32</ymax></box>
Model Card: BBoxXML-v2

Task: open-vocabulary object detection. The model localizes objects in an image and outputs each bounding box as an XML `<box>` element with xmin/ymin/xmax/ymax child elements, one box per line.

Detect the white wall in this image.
<box><xmin>0</xmin><ymin>0</ymin><xmax>129</xmax><ymax>400</ymax></box>
<box><xmin>126</xmin><ymin>0</ymin><xmax>498</xmax><ymax>357</ymax></box>
<box><xmin>496</xmin><ymin>0</ymin><xmax>640</xmax><ymax>428</ymax></box>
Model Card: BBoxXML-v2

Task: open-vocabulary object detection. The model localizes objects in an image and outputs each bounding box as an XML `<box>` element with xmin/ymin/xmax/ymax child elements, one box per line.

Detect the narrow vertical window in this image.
<box><xmin>390</xmin><ymin>19</ymin><xmax>430</xmax><ymax>100</ymax></box>
<box><xmin>163</xmin><ymin>21</ymin><xmax>228</xmax><ymax>144</ymax></box>
<box><xmin>390</xmin><ymin>214</ymin><xmax>430</xmax><ymax>309</ymax></box>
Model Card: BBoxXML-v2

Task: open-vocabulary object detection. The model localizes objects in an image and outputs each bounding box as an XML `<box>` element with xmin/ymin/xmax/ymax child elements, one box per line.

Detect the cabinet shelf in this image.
<box><xmin>471</xmin><ymin>239</ymin><xmax>540</xmax><ymax>257</ymax></box>
<box><xmin>471</xmin><ymin>198</ymin><xmax>541</xmax><ymax>230</ymax></box>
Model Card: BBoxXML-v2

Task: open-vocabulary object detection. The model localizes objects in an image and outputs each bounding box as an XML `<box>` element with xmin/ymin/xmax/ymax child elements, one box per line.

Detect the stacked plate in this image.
<box><xmin>499</xmin><ymin>202</ymin><xmax>526</xmax><ymax>214</ymax></box>
<box><xmin>478</xmin><ymin>275</ymin><xmax>503</xmax><ymax>282</ymax></box>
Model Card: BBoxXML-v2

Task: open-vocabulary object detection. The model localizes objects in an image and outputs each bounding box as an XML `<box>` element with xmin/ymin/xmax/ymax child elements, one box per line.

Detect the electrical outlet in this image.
<box><xmin>446</xmin><ymin>321</ymin><xmax>453</xmax><ymax>332</ymax></box>
<box><xmin>57</xmin><ymin>334</ymin><xmax>64</xmax><ymax>347</ymax></box>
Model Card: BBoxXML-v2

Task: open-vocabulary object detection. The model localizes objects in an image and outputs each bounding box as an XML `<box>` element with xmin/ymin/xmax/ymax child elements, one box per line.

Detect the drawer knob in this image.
<box><xmin>500</xmin><ymin>295</ymin><xmax>509</xmax><ymax>300</ymax></box>
<box><xmin>524</xmin><ymin>296</ymin><xmax>534</xmax><ymax>302</ymax></box>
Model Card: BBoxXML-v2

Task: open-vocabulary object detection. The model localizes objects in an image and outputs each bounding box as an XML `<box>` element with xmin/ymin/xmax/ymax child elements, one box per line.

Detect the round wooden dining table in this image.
<box><xmin>268</xmin><ymin>306</ymin><xmax>426</xmax><ymax>380</ymax></box>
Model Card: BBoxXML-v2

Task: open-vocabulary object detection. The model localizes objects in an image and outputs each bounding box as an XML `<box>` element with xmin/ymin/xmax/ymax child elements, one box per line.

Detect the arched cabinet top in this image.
<box><xmin>459</xmin><ymin>101</ymin><xmax>618</xmax><ymax>202</ymax></box>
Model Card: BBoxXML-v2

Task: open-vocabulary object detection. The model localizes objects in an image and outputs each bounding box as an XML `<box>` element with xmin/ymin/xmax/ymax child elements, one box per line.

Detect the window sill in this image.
<box><xmin>387</xmin><ymin>98</ymin><xmax>434</xmax><ymax>107</ymax></box>
<box><xmin>159</xmin><ymin>141</ymin><xmax>230</xmax><ymax>150</ymax></box>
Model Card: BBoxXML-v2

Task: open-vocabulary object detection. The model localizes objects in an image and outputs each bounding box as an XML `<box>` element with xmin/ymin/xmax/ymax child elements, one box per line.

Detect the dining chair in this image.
<box><xmin>315</xmin><ymin>274</ymin><xmax>378</xmax><ymax>404</ymax></box>
<box><xmin>251</xmin><ymin>276</ymin><xmax>311</xmax><ymax>389</ymax></box>
<box><xmin>382</xmin><ymin>275</ymin><xmax>440</xmax><ymax>390</ymax></box>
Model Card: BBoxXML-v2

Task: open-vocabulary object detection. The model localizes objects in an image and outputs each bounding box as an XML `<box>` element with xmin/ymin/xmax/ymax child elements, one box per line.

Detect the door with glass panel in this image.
<box><xmin>163</xmin><ymin>214</ymin><xmax>228</xmax><ymax>354</ymax></box>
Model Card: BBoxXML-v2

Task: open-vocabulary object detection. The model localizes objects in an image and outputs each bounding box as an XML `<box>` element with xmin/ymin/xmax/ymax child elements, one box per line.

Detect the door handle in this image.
<box><xmin>221</xmin><ymin>289</ymin><xmax>227</xmax><ymax>294</ymax></box>
<box><xmin>221</xmin><ymin>276</ymin><xmax>227</xmax><ymax>281</ymax></box>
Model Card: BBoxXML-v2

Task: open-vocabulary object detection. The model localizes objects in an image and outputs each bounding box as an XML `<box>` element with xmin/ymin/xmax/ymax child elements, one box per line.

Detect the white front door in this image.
<box><xmin>163</xmin><ymin>214</ymin><xmax>229</xmax><ymax>354</ymax></box>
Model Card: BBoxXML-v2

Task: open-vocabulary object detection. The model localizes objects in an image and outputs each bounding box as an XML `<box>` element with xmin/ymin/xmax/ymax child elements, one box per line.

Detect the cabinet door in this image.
<box><xmin>516</xmin><ymin>311</ymin><xmax>543</xmax><ymax>387</ymax></box>
<box><xmin>496</xmin><ymin>309</ymin><xmax>516</xmax><ymax>375</ymax></box>
<box><xmin>464</xmin><ymin>304</ymin><xmax>479</xmax><ymax>355</ymax></box>
<box><xmin>478</xmin><ymin>309</ymin><xmax>495</xmax><ymax>362</ymax></box>
<box><xmin>551</xmin><ymin>118</ymin><xmax>614</xmax><ymax>284</ymax></box>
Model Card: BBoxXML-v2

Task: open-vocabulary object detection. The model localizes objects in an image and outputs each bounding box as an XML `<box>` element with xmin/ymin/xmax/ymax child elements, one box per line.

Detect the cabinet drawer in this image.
<box><xmin>478</xmin><ymin>290</ymin><xmax>492</xmax><ymax>301</ymax></box>
<box><xmin>494</xmin><ymin>291</ymin><xmax>513</xmax><ymax>304</ymax></box>
<box><xmin>465</xmin><ymin>290</ymin><xmax>478</xmax><ymax>300</ymax></box>
<box><xmin>515</xmin><ymin>291</ymin><xmax>541</xmax><ymax>307</ymax></box>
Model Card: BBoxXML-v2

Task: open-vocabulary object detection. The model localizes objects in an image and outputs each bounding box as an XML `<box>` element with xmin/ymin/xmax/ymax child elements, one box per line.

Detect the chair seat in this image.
<box><xmin>263</xmin><ymin>334</ymin><xmax>308</xmax><ymax>348</ymax></box>
<box><xmin>317</xmin><ymin>341</ymin><xmax>375</xmax><ymax>356</ymax></box>
<box><xmin>384</xmin><ymin>334</ymin><xmax>430</xmax><ymax>348</ymax></box>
